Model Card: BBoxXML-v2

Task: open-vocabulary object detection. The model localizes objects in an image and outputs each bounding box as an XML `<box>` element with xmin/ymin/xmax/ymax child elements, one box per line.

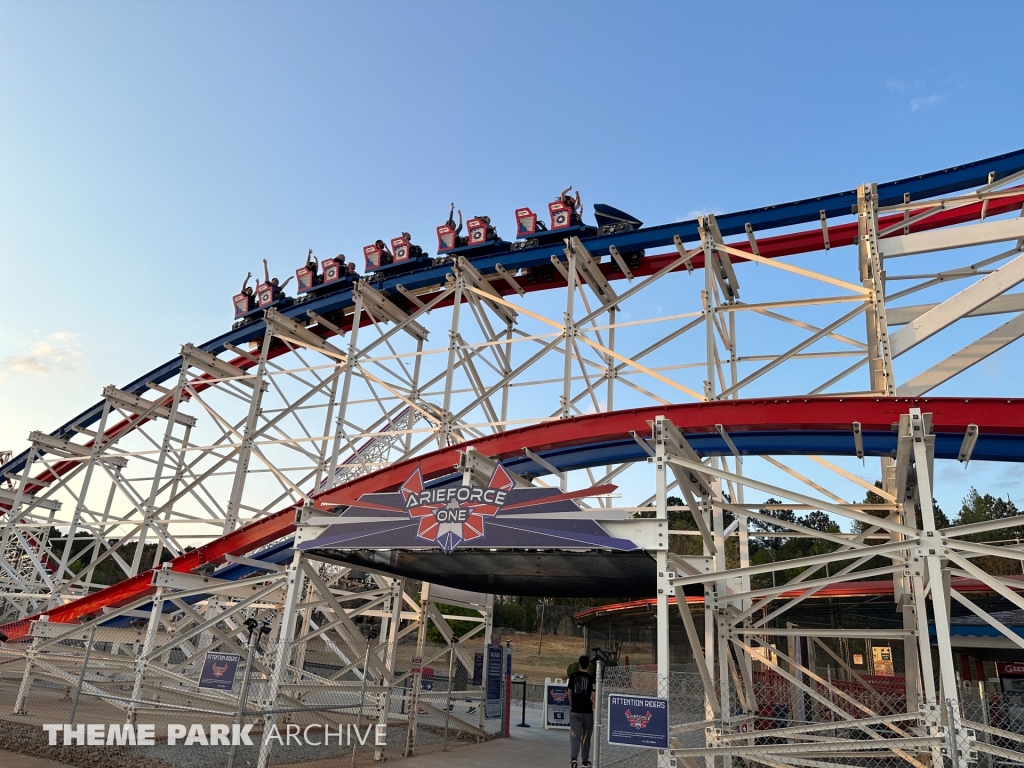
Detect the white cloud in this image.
<box><xmin>910</xmin><ymin>93</ymin><xmax>946</xmax><ymax>112</ymax></box>
<box><xmin>885</xmin><ymin>79</ymin><xmax>906</xmax><ymax>92</ymax></box>
<box><xmin>681</xmin><ymin>207</ymin><xmax>725</xmax><ymax>221</ymax></box>
<box><xmin>0</xmin><ymin>332</ymin><xmax>84</xmax><ymax>379</ymax></box>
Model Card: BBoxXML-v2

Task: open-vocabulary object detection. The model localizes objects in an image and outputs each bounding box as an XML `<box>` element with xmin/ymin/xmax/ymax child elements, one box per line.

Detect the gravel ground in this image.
<box><xmin>0</xmin><ymin>718</ymin><xmax>178</xmax><ymax>768</ymax></box>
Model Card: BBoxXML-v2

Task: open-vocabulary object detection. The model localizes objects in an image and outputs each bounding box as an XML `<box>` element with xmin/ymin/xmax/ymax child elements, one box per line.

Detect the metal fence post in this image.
<box><xmin>352</xmin><ymin>642</ymin><xmax>371</xmax><ymax>768</ymax></box>
<box><xmin>227</xmin><ymin>624</ymin><xmax>260</xmax><ymax>768</ymax></box>
<box><xmin>442</xmin><ymin>641</ymin><xmax>454</xmax><ymax>751</ymax></box>
<box><xmin>977</xmin><ymin>679</ymin><xmax>993</xmax><ymax>768</ymax></box>
<box><xmin>945</xmin><ymin>697</ymin><xmax>961</xmax><ymax>768</ymax></box>
<box><xmin>593</xmin><ymin>660</ymin><xmax>604</xmax><ymax>768</ymax></box>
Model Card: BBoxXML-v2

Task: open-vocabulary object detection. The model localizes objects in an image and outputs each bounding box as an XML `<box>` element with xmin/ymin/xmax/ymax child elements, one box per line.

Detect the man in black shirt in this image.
<box><xmin>567</xmin><ymin>655</ymin><xmax>595</xmax><ymax>768</ymax></box>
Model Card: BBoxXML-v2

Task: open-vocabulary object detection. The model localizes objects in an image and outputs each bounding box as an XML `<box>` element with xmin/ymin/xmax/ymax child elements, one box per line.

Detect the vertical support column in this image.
<box><xmin>910</xmin><ymin>408</ymin><xmax>969</xmax><ymax>766</ymax></box>
<box><xmin>499</xmin><ymin>322</ymin><xmax>512</xmax><ymax>433</ymax></box>
<box><xmin>256</xmin><ymin>548</ymin><xmax>305</xmax><ymax>768</ymax></box>
<box><xmin>560</xmin><ymin>244</ymin><xmax>577</xmax><ymax>420</ymax></box>
<box><xmin>328</xmin><ymin>290</ymin><xmax>365</xmax><ymax>481</ymax></box>
<box><xmin>13</xmin><ymin>635</ymin><xmax>38</xmax><ymax>714</ymax></box>
<box><xmin>313</xmin><ymin>373</ymin><xmax>341</xmax><ymax>491</ymax></box>
<box><xmin>0</xmin><ymin>444</ymin><xmax>55</xmax><ymax>598</ymax></box>
<box><xmin>405</xmin><ymin>582</ymin><xmax>430</xmax><ymax>757</ymax></box>
<box><xmin>133</xmin><ymin>363</ymin><xmax>190</xmax><ymax>576</ymax></box>
<box><xmin>700</xmin><ymin>216</ymin><xmax>718</xmax><ymax>402</ymax></box>
<box><xmin>440</xmin><ymin>274</ymin><xmax>464</xmax><ymax>447</ymax></box>
<box><xmin>375</xmin><ymin>576</ymin><xmax>404</xmax><ymax>761</ymax></box>
<box><xmin>407</xmin><ymin>335</ymin><xmax>425</xmax><ymax>451</ymax></box>
<box><xmin>224</xmin><ymin>324</ymin><xmax>273</xmax><ymax>532</ymax></box>
<box><xmin>55</xmin><ymin>400</ymin><xmax>113</xmax><ymax>589</ymax></box>
<box><xmin>858</xmin><ymin>183</ymin><xmax>895</xmax><ymax>397</ymax></box>
<box><xmin>127</xmin><ymin>582</ymin><xmax>166</xmax><ymax>724</ymax></box>
<box><xmin>653</xmin><ymin>417</ymin><xmax>671</xmax><ymax>768</ymax></box>
<box><xmin>711</xmin><ymin>480</ymin><xmax>730</xmax><ymax>753</ymax></box>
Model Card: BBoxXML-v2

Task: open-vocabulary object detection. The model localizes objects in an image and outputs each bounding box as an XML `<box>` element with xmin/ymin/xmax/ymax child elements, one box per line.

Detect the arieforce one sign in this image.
<box><xmin>401</xmin><ymin>465</ymin><xmax>515</xmax><ymax>552</ymax></box>
<box><xmin>305</xmin><ymin>463</ymin><xmax>637</xmax><ymax>555</ymax></box>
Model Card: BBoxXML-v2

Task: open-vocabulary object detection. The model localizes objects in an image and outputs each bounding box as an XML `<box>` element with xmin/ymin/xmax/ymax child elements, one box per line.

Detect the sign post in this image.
<box><xmin>607</xmin><ymin>694</ymin><xmax>669</xmax><ymax>749</ymax></box>
<box><xmin>503</xmin><ymin>641</ymin><xmax>512</xmax><ymax>737</ymax></box>
<box><xmin>593</xmin><ymin>660</ymin><xmax>604</xmax><ymax>768</ymax></box>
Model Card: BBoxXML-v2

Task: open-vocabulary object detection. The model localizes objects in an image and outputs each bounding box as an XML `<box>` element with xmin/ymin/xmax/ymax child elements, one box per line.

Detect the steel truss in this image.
<box><xmin>1</xmin><ymin>164</ymin><xmax>1024</xmax><ymax>766</ymax></box>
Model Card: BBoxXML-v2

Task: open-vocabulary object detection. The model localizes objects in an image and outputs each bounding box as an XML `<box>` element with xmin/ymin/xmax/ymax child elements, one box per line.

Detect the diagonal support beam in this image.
<box><xmin>889</xmin><ymin>250</ymin><xmax>1024</xmax><ymax>357</ymax></box>
<box><xmin>895</xmin><ymin>312</ymin><xmax>1024</xmax><ymax>395</ymax></box>
<box><xmin>879</xmin><ymin>215</ymin><xmax>1024</xmax><ymax>258</ymax></box>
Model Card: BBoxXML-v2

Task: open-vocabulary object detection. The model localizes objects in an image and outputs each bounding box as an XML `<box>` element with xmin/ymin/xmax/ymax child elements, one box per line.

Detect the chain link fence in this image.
<box><xmin>594</xmin><ymin>661</ymin><xmax>1024</xmax><ymax>768</ymax></box>
<box><xmin>960</xmin><ymin>680</ymin><xmax>1024</xmax><ymax>768</ymax></box>
<box><xmin>0</xmin><ymin>635</ymin><xmax>503</xmax><ymax>768</ymax></box>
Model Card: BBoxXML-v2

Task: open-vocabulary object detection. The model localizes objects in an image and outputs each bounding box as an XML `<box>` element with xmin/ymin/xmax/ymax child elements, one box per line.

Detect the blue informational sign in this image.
<box><xmin>485</xmin><ymin>645</ymin><xmax>503</xmax><ymax>719</ymax></box>
<box><xmin>607</xmin><ymin>694</ymin><xmax>669</xmax><ymax>749</ymax></box>
<box><xmin>198</xmin><ymin>652</ymin><xmax>240</xmax><ymax>691</ymax></box>
<box><xmin>545</xmin><ymin>683</ymin><xmax>570</xmax><ymax>728</ymax></box>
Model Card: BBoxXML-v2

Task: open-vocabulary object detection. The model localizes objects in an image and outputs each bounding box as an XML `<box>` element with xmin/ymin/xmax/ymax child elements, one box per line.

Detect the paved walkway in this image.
<box><xmin>0</xmin><ymin>707</ymin><xmax>571</xmax><ymax>768</ymax></box>
<box><xmin>0</xmin><ymin>752</ymin><xmax>67</xmax><ymax>768</ymax></box>
<box><xmin>403</xmin><ymin>705</ymin><xmax>568</xmax><ymax>768</ymax></box>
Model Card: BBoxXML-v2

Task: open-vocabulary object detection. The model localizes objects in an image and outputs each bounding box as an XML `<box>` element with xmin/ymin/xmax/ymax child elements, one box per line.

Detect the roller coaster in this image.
<box><xmin>3</xmin><ymin>148</ymin><xmax>1024</xmax><ymax>768</ymax></box>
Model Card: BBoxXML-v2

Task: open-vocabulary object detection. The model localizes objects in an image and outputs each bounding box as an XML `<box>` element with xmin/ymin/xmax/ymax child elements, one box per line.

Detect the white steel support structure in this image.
<box><xmin>2</xmin><ymin>166</ymin><xmax>1024</xmax><ymax>766</ymax></box>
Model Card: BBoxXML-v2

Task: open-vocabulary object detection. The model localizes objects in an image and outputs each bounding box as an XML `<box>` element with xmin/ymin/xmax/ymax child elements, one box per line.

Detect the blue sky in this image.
<box><xmin>2</xmin><ymin>1</ymin><xmax>1024</xmax><ymax>515</ymax></box>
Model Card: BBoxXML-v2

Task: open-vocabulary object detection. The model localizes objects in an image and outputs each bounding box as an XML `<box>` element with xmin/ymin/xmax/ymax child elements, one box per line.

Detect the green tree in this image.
<box><xmin>425</xmin><ymin>600</ymin><xmax>482</xmax><ymax>644</ymax></box>
<box><xmin>854</xmin><ymin>481</ymin><xmax>949</xmax><ymax>532</ymax></box>
<box><xmin>748</xmin><ymin>500</ymin><xmax>842</xmax><ymax>588</ymax></box>
<box><xmin>951</xmin><ymin>488</ymin><xmax>1023</xmax><ymax>575</ymax></box>
<box><xmin>635</xmin><ymin>495</ymin><xmax>738</xmax><ymax>562</ymax></box>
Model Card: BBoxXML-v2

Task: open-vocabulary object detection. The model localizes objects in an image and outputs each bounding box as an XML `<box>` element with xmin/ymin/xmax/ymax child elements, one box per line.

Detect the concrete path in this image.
<box><xmin>402</xmin><ymin>705</ymin><xmax>570</xmax><ymax>768</ymax></box>
<box><xmin>0</xmin><ymin>752</ymin><xmax>67</xmax><ymax>768</ymax></box>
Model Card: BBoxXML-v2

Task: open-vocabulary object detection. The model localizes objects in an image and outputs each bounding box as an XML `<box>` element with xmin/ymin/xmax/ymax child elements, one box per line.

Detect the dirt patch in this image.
<box><xmin>507</xmin><ymin>634</ymin><xmax>585</xmax><ymax>682</ymax></box>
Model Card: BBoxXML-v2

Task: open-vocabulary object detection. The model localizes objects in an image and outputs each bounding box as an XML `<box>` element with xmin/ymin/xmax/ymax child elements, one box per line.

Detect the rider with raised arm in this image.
<box><xmin>305</xmin><ymin>248</ymin><xmax>321</xmax><ymax>285</ymax></box>
<box><xmin>263</xmin><ymin>258</ymin><xmax>293</xmax><ymax>299</ymax></box>
<box><xmin>241</xmin><ymin>271</ymin><xmax>256</xmax><ymax>310</ymax></box>
<box><xmin>446</xmin><ymin>203</ymin><xmax>467</xmax><ymax>247</ymax></box>
<box><xmin>559</xmin><ymin>186</ymin><xmax>583</xmax><ymax>225</ymax></box>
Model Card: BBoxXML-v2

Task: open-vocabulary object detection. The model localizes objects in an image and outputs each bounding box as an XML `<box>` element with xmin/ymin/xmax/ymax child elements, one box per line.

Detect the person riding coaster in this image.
<box><xmin>304</xmin><ymin>248</ymin><xmax>322</xmax><ymax>285</ymax></box>
<box><xmin>400</xmin><ymin>231</ymin><xmax>424</xmax><ymax>258</ymax></box>
<box><xmin>559</xmin><ymin>185</ymin><xmax>583</xmax><ymax>225</ymax></box>
<box><xmin>374</xmin><ymin>239</ymin><xmax>394</xmax><ymax>266</ymax></box>
<box><xmin>263</xmin><ymin>258</ymin><xmax>293</xmax><ymax>299</ymax></box>
<box><xmin>240</xmin><ymin>272</ymin><xmax>256</xmax><ymax>310</ymax></box>
<box><xmin>474</xmin><ymin>214</ymin><xmax>498</xmax><ymax>240</ymax></box>
<box><xmin>446</xmin><ymin>203</ymin><xmax>467</xmax><ymax>247</ymax></box>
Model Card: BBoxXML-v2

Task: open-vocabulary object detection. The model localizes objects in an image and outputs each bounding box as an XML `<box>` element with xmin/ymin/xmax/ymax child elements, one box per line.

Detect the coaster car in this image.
<box><xmin>231</xmin><ymin>282</ymin><xmax>292</xmax><ymax>327</ymax></box>
<box><xmin>296</xmin><ymin>258</ymin><xmax>358</xmax><ymax>296</ymax></box>
<box><xmin>511</xmin><ymin>199</ymin><xmax>596</xmax><ymax>250</ymax></box>
<box><xmin>436</xmin><ymin>216</ymin><xmax>511</xmax><ymax>259</ymax></box>
<box><xmin>364</xmin><ymin>235</ymin><xmax>431</xmax><ymax>276</ymax></box>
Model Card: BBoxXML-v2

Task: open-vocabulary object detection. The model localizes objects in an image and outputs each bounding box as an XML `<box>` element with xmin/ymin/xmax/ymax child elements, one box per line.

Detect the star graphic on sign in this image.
<box><xmin>399</xmin><ymin>465</ymin><xmax>515</xmax><ymax>553</ymax></box>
